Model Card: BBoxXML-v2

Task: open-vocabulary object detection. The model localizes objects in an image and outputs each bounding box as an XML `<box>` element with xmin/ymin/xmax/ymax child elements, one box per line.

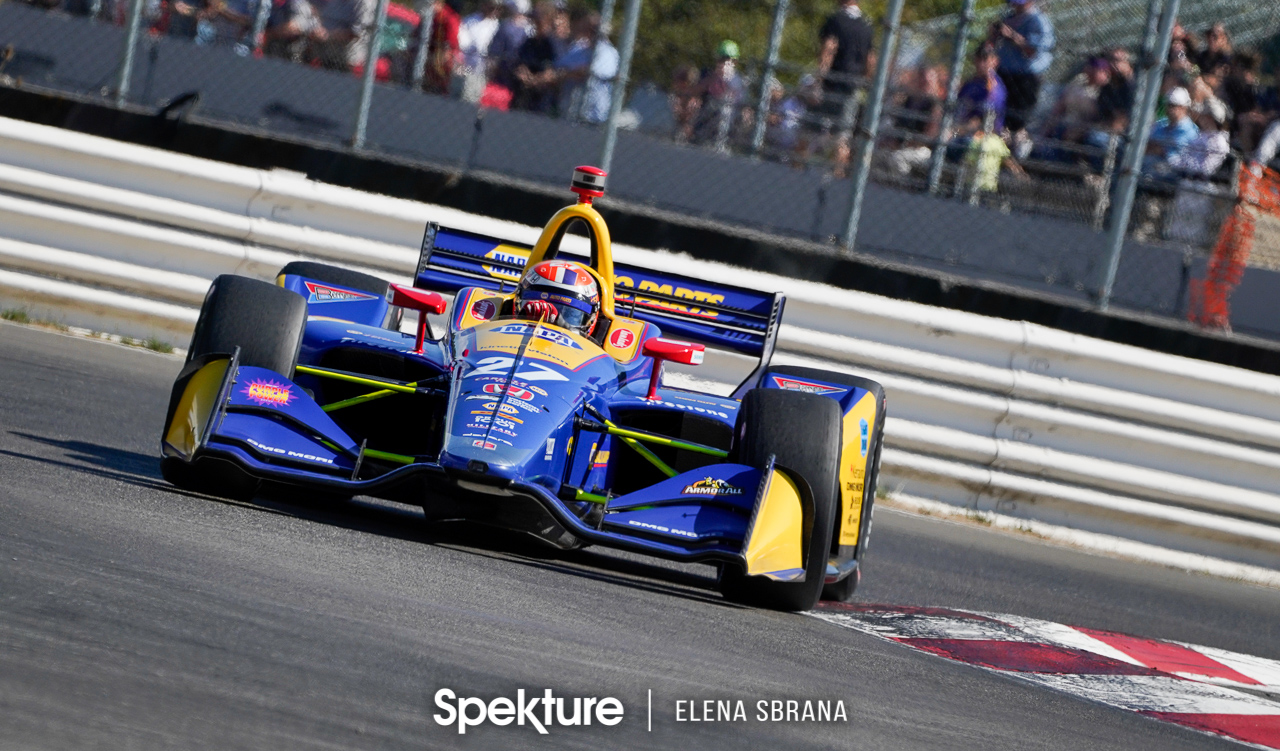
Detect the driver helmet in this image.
<box><xmin>515</xmin><ymin>260</ymin><xmax>600</xmax><ymax>336</ymax></box>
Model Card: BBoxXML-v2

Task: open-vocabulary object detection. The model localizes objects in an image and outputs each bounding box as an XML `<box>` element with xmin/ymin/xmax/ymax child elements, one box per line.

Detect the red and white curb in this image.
<box><xmin>811</xmin><ymin>603</ymin><xmax>1280</xmax><ymax>749</ymax></box>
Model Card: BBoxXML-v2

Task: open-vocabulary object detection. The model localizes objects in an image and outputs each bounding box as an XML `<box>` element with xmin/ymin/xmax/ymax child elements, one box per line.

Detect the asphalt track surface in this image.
<box><xmin>2</xmin><ymin>321</ymin><xmax>1279</xmax><ymax>750</ymax></box>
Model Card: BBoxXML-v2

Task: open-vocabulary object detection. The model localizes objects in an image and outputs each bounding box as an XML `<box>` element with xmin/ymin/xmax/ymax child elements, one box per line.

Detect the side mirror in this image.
<box><xmin>390</xmin><ymin>283</ymin><xmax>448</xmax><ymax>353</ymax></box>
<box><xmin>642</xmin><ymin>338</ymin><xmax>705</xmax><ymax>400</ymax></box>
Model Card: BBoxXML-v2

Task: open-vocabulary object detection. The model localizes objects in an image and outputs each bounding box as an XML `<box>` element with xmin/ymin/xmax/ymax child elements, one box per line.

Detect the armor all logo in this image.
<box><xmin>681</xmin><ymin>477</ymin><xmax>744</xmax><ymax>496</ymax></box>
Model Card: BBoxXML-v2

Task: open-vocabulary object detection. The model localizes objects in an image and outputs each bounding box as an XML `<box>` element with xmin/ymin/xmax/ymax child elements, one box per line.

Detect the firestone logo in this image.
<box><xmin>433</xmin><ymin>688</ymin><xmax>623</xmax><ymax>734</ymax></box>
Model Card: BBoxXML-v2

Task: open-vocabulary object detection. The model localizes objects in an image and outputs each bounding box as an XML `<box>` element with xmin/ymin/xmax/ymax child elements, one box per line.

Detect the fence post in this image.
<box><xmin>1097</xmin><ymin>0</ymin><xmax>1180</xmax><ymax>309</ymax></box>
<box><xmin>1091</xmin><ymin>133</ymin><xmax>1120</xmax><ymax>230</ymax></box>
<box><xmin>926</xmin><ymin>0</ymin><xmax>977</xmax><ymax>194</ymax></box>
<box><xmin>750</xmin><ymin>0</ymin><xmax>791</xmax><ymax>155</ymax></box>
<box><xmin>250</xmin><ymin>0</ymin><xmax>271</xmax><ymax>54</ymax></box>
<box><xmin>409</xmin><ymin>7</ymin><xmax>435</xmax><ymax>91</ymax></box>
<box><xmin>841</xmin><ymin>0</ymin><xmax>906</xmax><ymax>253</ymax></box>
<box><xmin>577</xmin><ymin>0</ymin><xmax>618</xmax><ymax>122</ymax></box>
<box><xmin>599</xmin><ymin>0</ymin><xmax>642</xmax><ymax>173</ymax></box>
<box><xmin>352</xmin><ymin>0</ymin><xmax>392</xmax><ymax>149</ymax></box>
<box><xmin>113</xmin><ymin>0</ymin><xmax>146</xmax><ymax>106</ymax></box>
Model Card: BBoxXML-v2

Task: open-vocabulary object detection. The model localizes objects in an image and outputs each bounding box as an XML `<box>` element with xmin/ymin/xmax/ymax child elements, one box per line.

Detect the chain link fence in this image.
<box><xmin>3</xmin><ymin>0</ymin><xmax>1280</xmax><ymax>331</ymax></box>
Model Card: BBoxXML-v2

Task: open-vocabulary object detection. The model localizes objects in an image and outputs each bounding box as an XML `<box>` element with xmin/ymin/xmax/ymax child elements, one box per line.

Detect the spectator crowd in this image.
<box><xmin>21</xmin><ymin>0</ymin><xmax>1280</xmax><ymax>194</ymax></box>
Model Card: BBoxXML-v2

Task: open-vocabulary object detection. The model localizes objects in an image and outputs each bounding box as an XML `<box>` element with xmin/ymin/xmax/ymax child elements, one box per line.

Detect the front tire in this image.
<box><xmin>719</xmin><ymin>388</ymin><xmax>841</xmax><ymax>612</ymax></box>
<box><xmin>165</xmin><ymin>275</ymin><xmax>308</xmax><ymax>499</ymax></box>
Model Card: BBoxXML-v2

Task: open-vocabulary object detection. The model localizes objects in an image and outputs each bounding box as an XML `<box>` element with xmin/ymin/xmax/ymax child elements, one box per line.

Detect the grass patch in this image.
<box><xmin>143</xmin><ymin>336</ymin><xmax>174</xmax><ymax>354</ymax></box>
<box><xmin>1</xmin><ymin>308</ymin><xmax>30</xmax><ymax>323</ymax></box>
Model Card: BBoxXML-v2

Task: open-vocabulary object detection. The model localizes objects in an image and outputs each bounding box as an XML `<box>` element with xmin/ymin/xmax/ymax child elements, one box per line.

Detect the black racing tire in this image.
<box><xmin>186</xmin><ymin>274</ymin><xmax>308</xmax><ymax>375</ymax></box>
<box><xmin>718</xmin><ymin>388</ymin><xmax>842</xmax><ymax>612</ymax></box>
<box><xmin>168</xmin><ymin>275</ymin><xmax>307</xmax><ymax>500</ymax></box>
<box><xmin>277</xmin><ymin>261</ymin><xmax>401</xmax><ymax>331</ymax></box>
<box><xmin>768</xmin><ymin>365</ymin><xmax>886</xmax><ymax>603</ymax></box>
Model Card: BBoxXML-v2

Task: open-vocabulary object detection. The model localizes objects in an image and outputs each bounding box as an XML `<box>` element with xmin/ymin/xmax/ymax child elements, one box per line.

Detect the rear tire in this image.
<box><xmin>718</xmin><ymin>388</ymin><xmax>841</xmax><ymax>612</ymax></box>
<box><xmin>767</xmin><ymin>365</ymin><xmax>885</xmax><ymax>603</ymax></box>
<box><xmin>277</xmin><ymin>261</ymin><xmax>400</xmax><ymax>331</ymax></box>
<box><xmin>167</xmin><ymin>275</ymin><xmax>308</xmax><ymax>500</ymax></box>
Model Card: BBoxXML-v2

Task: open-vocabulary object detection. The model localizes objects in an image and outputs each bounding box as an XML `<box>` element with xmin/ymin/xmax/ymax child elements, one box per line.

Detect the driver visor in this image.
<box><xmin>532</xmin><ymin>292</ymin><xmax>594</xmax><ymax>329</ymax></box>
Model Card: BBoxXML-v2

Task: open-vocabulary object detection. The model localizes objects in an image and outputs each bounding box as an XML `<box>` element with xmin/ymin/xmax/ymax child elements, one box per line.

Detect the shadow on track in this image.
<box><xmin>3</xmin><ymin>430</ymin><xmax>732</xmax><ymax>610</ymax></box>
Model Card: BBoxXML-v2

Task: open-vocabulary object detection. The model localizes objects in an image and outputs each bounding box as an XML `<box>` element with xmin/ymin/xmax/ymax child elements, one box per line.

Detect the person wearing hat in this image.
<box><xmin>987</xmin><ymin>0</ymin><xmax>1054</xmax><ymax>135</ymax></box>
<box><xmin>691</xmin><ymin>40</ymin><xmax>746</xmax><ymax>145</ymax></box>
<box><xmin>1144</xmin><ymin>87</ymin><xmax>1200</xmax><ymax>172</ymax></box>
<box><xmin>1168</xmin><ymin>97</ymin><xmax>1230</xmax><ymax>177</ymax></box>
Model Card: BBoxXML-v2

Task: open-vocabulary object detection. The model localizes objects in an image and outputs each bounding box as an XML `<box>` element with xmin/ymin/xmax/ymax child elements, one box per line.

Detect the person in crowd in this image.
<box><xmin>164</xmin><ymin>0</ymin><xmax>215</xmax><ymax>41</ymax></box>
<box><xmin>208</xmin><ymin>0</ymin><xmax>254</xmax><ymax>46</ymax></box>
<box><xmin>1196</xmin><ymin>23</ymin><xmax>1232</xmax><ymax>74</ymax></box>
<box><xmin>512</xmin><ymin>2</ymin><xmax>563</xmax><ymax>113</ymax></box>
<box><xmin>956</xmin><ymin>43</ymin><xmax>1007</xmax><ymax>135</ymax></box>
<box><xmin>485</xmin><ymin>0</ymin><xmax>532</xmax><ymax>102</ymax></box>
<box><xmin>1095</xmin><ymin>47</ymin><xmax>1134</xmax><ymax>132</ymax></box>
<box><xmin>554</xmin><ymin>11</ymin><xmax>617</xmax><ymax>124</ymax></box>
<box><xmin>886</xmin><ymin>64</ymin><xmax>946</xmax><ymax>176</ymax></box>
<box><xmin>963</xmin><ymin>113</ymin><xmax>1025</xmax><ymax>193</ymax></box>
<box><xmin>1225</xmin><ymin>53</ymin><xmax>1271</xmax><ymax>154</ymax></box>
<box><xmin>692</xmin><ymin>40</ymin><xmax>747</xmax><ymax>146</ymax></box>
<box><xmin>762</xmin><ymin>78</ymin><xmax>808</xmax><ymax>160</ymax></box>
<box><xmin>669</xmin><ymin>64</ymin><xmax>703</xmax><ymax>143</ymax></box>
<box><xmin>988</xmin><ymin>0</ymin><xmax>1054</xmax><ymax>138</ymax></box>
<box><xmin>1167</xmin><ymin>97</ymin><xmax>1230</xmax><ymax>178</ymax></box>
<box><xmin>304</xmin><ymin>0</ymin><xmax>375</xmax><ymax>71</ymax></box>
<box><xmin>422</xmin><ymin>0</ymin><xmax>461</xmax><ymax>93</ymax></box>
<box><xmin>809</xmin><ymin>0</ymin><xmax>873</xmax><ymax>144</ymax></box>
<box><xmin>1082</xmin><ymin>47</ymin><xmax>1135</xmax><ymax>160</ymax></box>
<box><xmin>263</xmin><ymin>0</ymin><xmax>320</xmax><ymax>62</ymax></box>
<box><xmin>1145</xmin><ymin>87</ymin><xmax>1199</xmax><ymax>172</ymax></box>
<box><xmin>457</xmin><ymin>0</ymin><xmax>499</xmax><ymax>100</ymax></box>
<box><xmin>1041</xmin><ymin>55</ymin><xmax>1109</xmax><ymax>148</ymax></box>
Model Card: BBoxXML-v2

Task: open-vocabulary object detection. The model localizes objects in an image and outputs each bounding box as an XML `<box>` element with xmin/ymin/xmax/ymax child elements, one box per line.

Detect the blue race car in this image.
<box><xmin>160</xmin><ymin>167</ymin><xmax>885</xmax><ymax>611</ymax></box>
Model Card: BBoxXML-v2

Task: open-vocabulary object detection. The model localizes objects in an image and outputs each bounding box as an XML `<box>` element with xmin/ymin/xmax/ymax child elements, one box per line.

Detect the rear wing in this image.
<box><xmin>415</xmin><ymin>223</ymin><xmax>783</xmax><ymax>363</ymax></box>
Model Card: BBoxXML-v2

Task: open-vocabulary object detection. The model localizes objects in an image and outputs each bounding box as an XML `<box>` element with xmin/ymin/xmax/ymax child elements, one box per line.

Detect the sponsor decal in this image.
<box><xmin>609</xmin><ymin>328</ymin><xmax>635</xmax><ymax>349</ymax></box>
<box><xmin>615</xmin><ymin>275</ymin><xmax>726</xmax><ymax>319</ymax></box>
<box><xmin>491</xmin><ymin>323</ymin><xmax>582</xmax><ymax>350</ymax></box>
<box><xmin>304</xmin><ymin>281</ymin><xmax>378</xmax><ymax>304</ymax></box>
<box><xmin>470</xmin><ymin>299</ymin><xmax>497</xmax><ymax>321</ymax></box>
<box><xmin>656</xmin><ymin>400</ymin><xmax>731</xmax><ymax>420</ymax></box>
<box><xmin>859</xmin><ymin>418</ymin><xmax>869</xmax><ymax>457</ymax></box>
<box><xmin>471</xmin><ymin>439</ymin><xmax>497</xmax><ymax>450</ymax></box>
<box><xmin>244</xmin><ymin>437</ymin><xmax>335</xmax><ymax>465</ymax></box>
<box><xmin>626</xmin><ymin>519</ymin><xmax>699</xmax><ymax>538</ymax></box>
<box><xmin>544</xmin><ymin>438</ymin><xmax>555</xmax><ymax>460</ymax></box>
<box><xmin>772</xmin><ymin>375</ymin><xmax>847</xmax><ymax>395</ymax></box>
<box><xmin>467</xmin><ymin>356</ymin><xmax>568</xmax><ymax>382</ymax></box>
<box><xmin>242</xmin><ymin>379</ymin><xmax>294</xmax><ymax>408</ymax></box>
<box><xmin>592</xmin><ymin>450</ymin><xmax>610</xmax><ymax>468</ymax></box>
<box><xmin>481</xmin><ymin>248</ymin><xmax>527</xmax><ymax>281</ymax></box>
<box><xmin>681</xmin><ymin>477</ymin><xmax>744</xmax><ymax>497</ymax></box>
<box><xmin>482</xmin><ymin>383</ymin><xmax>534</xmax><ymax>401</ymax></box>
<box><xmin>474</xmin><ymin>403</ymin><xmax>522</xmax><ymax>417</ymax></box>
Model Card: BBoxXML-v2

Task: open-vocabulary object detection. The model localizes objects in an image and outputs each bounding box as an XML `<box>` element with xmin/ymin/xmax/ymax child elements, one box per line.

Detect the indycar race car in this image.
<box><xmin>160</xmin><ymin>166</ymin><xmax>885</xmax><ymax>611</ymax></box>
